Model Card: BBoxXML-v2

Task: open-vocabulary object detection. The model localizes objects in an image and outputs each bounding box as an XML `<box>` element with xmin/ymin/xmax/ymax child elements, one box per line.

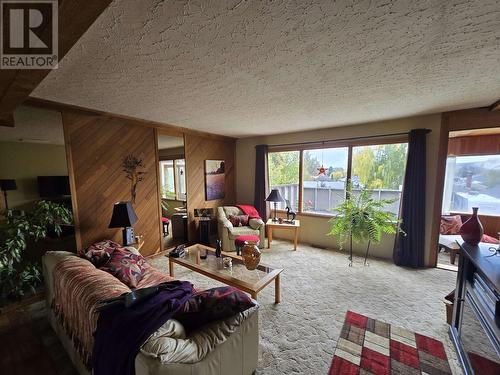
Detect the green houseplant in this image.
<box><xmin>327</xmin><ymin>181</ymin><xmax>403</xmax><ymax>266</ymax></box>
<box><xmin>0</xmin><ymin>200</ymin><xmax>72</xmax><ymax>305</ymax></box>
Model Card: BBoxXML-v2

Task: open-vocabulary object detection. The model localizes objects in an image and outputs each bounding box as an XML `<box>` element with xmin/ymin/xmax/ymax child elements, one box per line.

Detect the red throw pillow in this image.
<box><xmin>482</xmin><ymin>234</ymin><xmax>499</xmax><ymax>244</ymax></box>
<box><xmin>440</xmin><ymin>215</ymin><xmax>462</xmax><ymax>235</ymax></box>
<box><xmin>237</xmin><ymin>214</ymin><xmax>249</xmax><ymax>226</ymax></box>
<box><xmin>228</xmin><ymin>215</ymin><xmax>241</xmax><ymax>227</ymax></box>
<box><xmin>100</xmin><ymin>248</ymin><xmax>146</xmax><ymax>288</ymax></box>
<box><xmin>83</xmin><ymin>239</ymin><xmax>122</xmax><ymax>267</ymax></box>
<box><xmin>174</xmin><ymin>286</ymin><xmax>255</xmax><ymax>333</ymax></box>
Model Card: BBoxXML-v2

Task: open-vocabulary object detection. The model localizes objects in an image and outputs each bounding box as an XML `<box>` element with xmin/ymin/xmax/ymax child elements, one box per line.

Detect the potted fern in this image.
<box><xmin>0</xmin><ymin>200</ymin><xmax>72</xmax><ymax>306</ymax></box>
<box><xmin>328</xmin><ymin>181</ymin><xmax>403</xmax><ymax>266</ymax></box>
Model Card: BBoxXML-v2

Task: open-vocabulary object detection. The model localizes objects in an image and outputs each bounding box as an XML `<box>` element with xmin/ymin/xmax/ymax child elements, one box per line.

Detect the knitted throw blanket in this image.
<box><xmin>51</xmin><ymin>256</ymin><xmax>174</xmax><ymax>367</ymax></box>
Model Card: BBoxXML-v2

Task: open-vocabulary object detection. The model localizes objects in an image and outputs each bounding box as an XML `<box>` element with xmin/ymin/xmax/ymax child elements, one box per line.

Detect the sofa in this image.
<box><xmin>42</xmin><ymin>249</ymin><xmax>259</xmax><ymax>375</ymax></box>
<box><xmin>217</xmin><ymin>206</ymin><xmax>265</xmax><ymax>252</ymax></box>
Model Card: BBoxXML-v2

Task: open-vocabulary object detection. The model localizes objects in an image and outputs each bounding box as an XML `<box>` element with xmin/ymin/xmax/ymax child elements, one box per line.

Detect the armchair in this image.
<box><xmin>217</xmin><ymin>206</ymin><xmax>265</xmax><ymax>252</ymax></box>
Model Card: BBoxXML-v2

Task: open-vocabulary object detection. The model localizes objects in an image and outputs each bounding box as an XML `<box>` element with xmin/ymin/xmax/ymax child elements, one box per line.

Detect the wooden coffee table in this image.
<box><xmin>266</xmin><ymin>219</ymin><xmax>301</xmax><ymax>250</ymax></box>
<box><xmin>168</xmin><ymin>244</ymin><xmax>283</xmax><ymax>303</ymax></box>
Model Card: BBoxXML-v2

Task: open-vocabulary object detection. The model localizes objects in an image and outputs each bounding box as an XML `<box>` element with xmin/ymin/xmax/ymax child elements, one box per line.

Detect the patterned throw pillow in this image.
<box><xmin>83</xmin><ymin>239</ymin><xmax>122</xmax><ymax>267</ymax></box>
<box><xmin>100</xmin><ymin>248</ymin><xmax>146</xmax><ymax>288</ymax></box>
<box><xmin>236</xmin><ymin>214</ymin><xmax>250</xmax><ymax>226</ymax></box>
<box><xmin>440</xmin><ymin>215</ymin><xmax>463</xmax><ymax>235</ymax></box>
<box><xmin>228</xmin><ymin>215</ymin><xmax>241</xmax><ymax>227</ymax></box>
<box><xmin>174</xmin><ymin>286</ymin><xmax>255</xmax><ymax>333</ymax></box>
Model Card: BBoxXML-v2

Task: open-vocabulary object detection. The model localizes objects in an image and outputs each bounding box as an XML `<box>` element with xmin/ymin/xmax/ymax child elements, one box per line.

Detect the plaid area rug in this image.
<box><xmin>329</xmin><ymin>311</ymin><xmax>452</xmax><ymax>375</ymax></box>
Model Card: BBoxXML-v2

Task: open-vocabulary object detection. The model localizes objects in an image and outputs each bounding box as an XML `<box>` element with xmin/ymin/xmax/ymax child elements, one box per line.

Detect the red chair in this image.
<box><xmin>161</xmin><ymin>217</ymin><xmax>170</xmax><ymax>237</ymax></box>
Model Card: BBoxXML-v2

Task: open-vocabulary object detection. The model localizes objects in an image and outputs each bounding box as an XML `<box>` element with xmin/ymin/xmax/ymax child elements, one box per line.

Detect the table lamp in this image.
<box><xmin>0</xmin><ymin>179</ymin><xmax>17</xmax><ymax>210</ymax></box>
<box><xmin>266</xmin><ymin>189</ymin><xmax>284</xmax><ymax>222</ymax></box>
<box><xmin>108</xmin><ymin>201</ymin><xmax>138</xmax><ymax>246</ymax></box>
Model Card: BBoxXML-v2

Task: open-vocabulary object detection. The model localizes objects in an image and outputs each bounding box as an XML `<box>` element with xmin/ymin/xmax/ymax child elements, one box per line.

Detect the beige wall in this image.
<box><xmin>236</xmin><ymin>114</ymin><xmax>443</xmax><ymax>265</ymax></box>
<box><xmin>0</xmin><ymin>141</ymin><xmax>68</xmax><ymax>209</ymax></box>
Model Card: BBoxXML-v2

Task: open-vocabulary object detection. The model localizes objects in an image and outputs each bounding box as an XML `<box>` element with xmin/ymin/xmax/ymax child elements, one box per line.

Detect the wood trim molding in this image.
<box><xmin>444</xmin><ymin>107</ymin><xmax>500</xmax><ymax>131</ymax></box>
<box><xmin>490</xmin><ymin>99</ymin><xmax>500</xmax><ymax>111</ymax></box>
<box><xmin>24</xmin><ymin>97</ymin><xmax>236</xmax><ymax>142</ymax></box>
<box><xmin>429</xmin><ymin>114</ymin><xmax>450</xmax><ymax>267</ymax></box>
<box><xmin>154</xmin><ymin>129</ymin><xmax>164</xmax><ymax>252</ymax></box>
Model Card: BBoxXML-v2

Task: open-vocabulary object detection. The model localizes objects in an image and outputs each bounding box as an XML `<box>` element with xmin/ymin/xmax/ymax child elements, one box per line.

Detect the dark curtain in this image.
<box><xmin>394</xmin><ymin>129</ymin><xmax>429</xmax><ymax>268</ymax></box>
<box><xmin>254</xmin><ymin>144</ymin><xmax>269</xmax><ymax>220</ymax></box>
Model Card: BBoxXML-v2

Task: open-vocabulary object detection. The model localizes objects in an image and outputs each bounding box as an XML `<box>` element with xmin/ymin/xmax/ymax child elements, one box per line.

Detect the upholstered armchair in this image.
<box><xmin>217</xmin><ymin>206</ymin><xmax>265</xmax><ymax>252</ymax></box>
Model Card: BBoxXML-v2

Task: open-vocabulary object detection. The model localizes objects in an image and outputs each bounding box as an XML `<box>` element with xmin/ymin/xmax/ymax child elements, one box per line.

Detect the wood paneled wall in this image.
<box><xmin>185</xmin><ymin>134</ymin><xmax>236</xmax><ymax>241</ymax></box>
<box><xmin>448</xmin><ymin>134</ymin><xmax>500</xmax><ymax>156</ymax></box>
<box><xmin>63</xmin><ymin>110</ymin><xmax>162</xmax><ymax>256</ymax></box>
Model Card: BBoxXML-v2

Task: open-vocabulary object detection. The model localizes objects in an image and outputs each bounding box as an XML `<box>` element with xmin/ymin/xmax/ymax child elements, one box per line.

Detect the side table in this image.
<box><xmin>266</xmin><ymin>219</ymin><xmax>300</xmax><ymax>250</ymax></box>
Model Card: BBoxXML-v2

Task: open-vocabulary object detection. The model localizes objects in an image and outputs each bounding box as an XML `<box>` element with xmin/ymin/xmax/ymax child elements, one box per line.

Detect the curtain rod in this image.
<box><xmin>265</xmin><ymin>129</ymin><xmax>431</xmax><ymax>148</ymax></box>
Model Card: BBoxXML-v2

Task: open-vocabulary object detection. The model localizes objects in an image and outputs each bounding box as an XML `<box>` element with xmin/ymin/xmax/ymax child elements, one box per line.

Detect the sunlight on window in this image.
<box><xmin>268</xmin><ymin>151</ymin><xmax>300</xmax><ymax>210</ymax></box>
<box><xmin>443</xmin><ymin>154</ymin><xmax>500</xmax><ymax>216</ymax></box>
<box><xmin>302</xmin><ymin>147</ymin><xmax>348</xmax><ymax>214</ymax></box>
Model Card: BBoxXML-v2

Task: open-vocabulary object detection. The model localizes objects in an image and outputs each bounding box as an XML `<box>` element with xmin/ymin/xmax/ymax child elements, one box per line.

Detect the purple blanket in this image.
<box><xmin>92</xmin><ymin>280</ymin><xmax>194</xmax><ymax>375</ymax></box>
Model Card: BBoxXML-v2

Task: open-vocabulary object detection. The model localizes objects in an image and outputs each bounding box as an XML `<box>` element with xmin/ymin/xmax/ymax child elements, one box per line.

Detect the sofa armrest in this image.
<box><xmin>218</xmin><ymin>218</ymin><xmax>233</xmax><ymax>229</ymax></box>
<box><xmin>248</xmin><ymin>218</ymin><xmax>264</xmax><ymax>230</ymax></box>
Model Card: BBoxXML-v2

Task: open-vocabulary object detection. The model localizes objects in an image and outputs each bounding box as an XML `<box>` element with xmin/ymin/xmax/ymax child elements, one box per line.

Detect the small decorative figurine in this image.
<box><xmin>285</xmin><ymin>199</ymin><xmax>296</xmax><ymax>223</ymax></box>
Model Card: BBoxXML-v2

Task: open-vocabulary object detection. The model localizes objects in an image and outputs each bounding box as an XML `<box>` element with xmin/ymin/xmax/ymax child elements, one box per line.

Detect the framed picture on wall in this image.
<box><xmin>204</xmin><ymin>160</ymin><xmax>225</xmax><ymax>200</ymax></box>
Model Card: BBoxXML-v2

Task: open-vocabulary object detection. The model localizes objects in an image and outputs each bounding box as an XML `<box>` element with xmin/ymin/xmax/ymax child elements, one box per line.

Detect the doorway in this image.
<box><xmin>157</xmin><ymin>132</ymin><xmax>187</xmax><ymax>250</ymax></box>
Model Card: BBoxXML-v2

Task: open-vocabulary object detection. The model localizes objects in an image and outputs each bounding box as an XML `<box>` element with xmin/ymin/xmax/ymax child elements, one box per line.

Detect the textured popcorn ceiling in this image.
<box><xmin>32</xmin><ymin>0</ymin><xmax>500</xmax><ymax>137</ymax></box>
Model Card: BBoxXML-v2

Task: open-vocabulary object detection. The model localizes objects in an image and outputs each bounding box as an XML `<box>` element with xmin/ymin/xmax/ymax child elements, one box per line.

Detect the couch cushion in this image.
<box><xmin>228</xmin><ymin>226</ymin><xmax>260</xmax><ymax>239</ymax></box>
<box><xmin>440</xmin><ymin>215</ymin><xmax>462</xmax><ymax>235</ymax></box>
<box><xmin>100</xmin><ymin>248</ymin><xmax>146</xmax><ymax>288</ymax></box>
<box><xmin>82</xmin><ymin>239</ymin><xmax>122</xmax><ymax>265</ymax></box>
<box><xmin>223</xmin><ymin>206</ymin><xmax>242</xmax><ymax>218</ymax></box>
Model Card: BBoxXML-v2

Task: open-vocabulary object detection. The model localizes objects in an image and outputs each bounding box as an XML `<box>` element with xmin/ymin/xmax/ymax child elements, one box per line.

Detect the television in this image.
<box><xmin>37</xmin><ymin>176</ymin><xmax>70</xmax><ymax>198</ymax></box>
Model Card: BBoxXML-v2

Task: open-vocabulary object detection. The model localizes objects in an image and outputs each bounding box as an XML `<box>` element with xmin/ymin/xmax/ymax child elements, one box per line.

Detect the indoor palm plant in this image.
<box><xmin>328</xmin><ymin>181</ymin><xmax>403</xmax><ymax>266</ymax></box>
<box><xmin>0</xmin><ymin>200</ymin><xmax>72</xmax><ymax>305</ymax></box>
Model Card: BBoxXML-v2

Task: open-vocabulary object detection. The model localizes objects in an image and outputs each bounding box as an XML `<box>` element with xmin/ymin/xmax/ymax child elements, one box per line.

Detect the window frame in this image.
<box><xmin>267</xmin><ymin>135</ymin><xmax>408</xmax><ymax>217</ymax></box>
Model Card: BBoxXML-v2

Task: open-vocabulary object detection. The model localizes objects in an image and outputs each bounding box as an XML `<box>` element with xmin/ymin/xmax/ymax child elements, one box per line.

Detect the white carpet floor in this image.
<box><xmin>148</xmin><ymin>239</ymin><xmax>462</xmax><ymax>375</ymax></box>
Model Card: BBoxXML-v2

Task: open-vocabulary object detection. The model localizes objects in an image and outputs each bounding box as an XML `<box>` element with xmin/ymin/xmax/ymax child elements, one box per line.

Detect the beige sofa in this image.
<box><xmin>217</xmin><ymin>206</ymin><xmax>265</xmax><ymax>252</ymax></box>
<box><xmin>42</xmin><ymin>251</ymin><xmax>259</xmax><ymax>375</ymax></box>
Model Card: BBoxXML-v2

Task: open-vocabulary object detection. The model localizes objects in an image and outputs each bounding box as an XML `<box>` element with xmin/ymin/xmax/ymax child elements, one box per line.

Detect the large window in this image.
<box><xmin>443</xmin><ymin>154</ymin><xmax>500</xmax><ymax>216</ymax></box>
<box><xmin>268</xmin><ymin>151</ymin><xmax>300</xmax><ymax>210</ymax></box>
<box><xmin>302</xmin><ymin>147</ymin><xmax>348</xmax><ymax>214</ymax></box>
<box><xmin>267</xmin><ymin>141</ymin><xmax>408</xmax><ymax>216</ymax></box>
<box><xmin>352</xmin><ymin>143</ymin><xmax>407</xmax><ymax>215</ymax></box>
<box><xmin>160</xmin><ymin>159</ymin><xmax>186</xmax><ymax>201</ymax></box>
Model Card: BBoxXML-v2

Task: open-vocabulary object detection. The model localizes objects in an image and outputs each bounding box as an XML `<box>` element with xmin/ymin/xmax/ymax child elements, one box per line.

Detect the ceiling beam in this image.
<box><xmin>0</xmin><ymin>0</ymin><xmax>113</xmax><ymax>127</ymax></box>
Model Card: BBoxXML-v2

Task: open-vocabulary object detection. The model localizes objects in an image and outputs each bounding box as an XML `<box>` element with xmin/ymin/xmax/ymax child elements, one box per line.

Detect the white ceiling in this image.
<box><xmin>0</xmin><ymin>105</ymin><xmax>64</xmax><ymax>144</ymax></box>
<box><xmin>32</xmin><ymin>0</ymin><xmax>500</xmax><ymax>138</ymax></box>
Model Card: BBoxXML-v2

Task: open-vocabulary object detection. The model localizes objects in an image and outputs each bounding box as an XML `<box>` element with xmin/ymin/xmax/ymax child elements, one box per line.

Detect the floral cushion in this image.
<box><xmin>174</xmin><ymin>286</ymin><xmax>254</xmax><ymax>333</ymax></box>
<box><xmin>440</xmin><ymin>215</ymin><xmax>462</xmax><ymax>235</ymax></box>
<box><xmin>228</xmin><ymin>214</ymin><xmax>249</xmax><ymax>227</ymax></box>
<box><xmin>100</xmin><ymin>248</ymin><xmax>146</xmax><ymax>288</ymax></box>
<box><xmin>237</xmin><ymin>214</ymin><xmax>250</xmax><ymax>226</ymax></box>
<box><xmin>82</xmin><ymin>239</ymin><xmax>122</xmax><ymax>267</ymax></box>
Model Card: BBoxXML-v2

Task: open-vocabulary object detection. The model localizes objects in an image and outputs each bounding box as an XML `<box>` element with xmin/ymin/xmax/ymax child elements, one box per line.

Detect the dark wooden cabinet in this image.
<box><xmin>450</xmin><ymin>242</ymin><xmax>500</xmax><ymax>374</ymax></box>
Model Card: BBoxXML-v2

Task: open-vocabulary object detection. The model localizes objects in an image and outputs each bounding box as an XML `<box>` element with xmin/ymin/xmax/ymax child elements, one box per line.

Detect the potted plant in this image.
<box><xmin>0</xmin><ymin>200</ymin><xmax>72</xmax><ymax>306</ymax></box>
<box><xmin>327</xmin><ymin>181</ymin><xmax>403</xmax><ymax>266</ymax></box>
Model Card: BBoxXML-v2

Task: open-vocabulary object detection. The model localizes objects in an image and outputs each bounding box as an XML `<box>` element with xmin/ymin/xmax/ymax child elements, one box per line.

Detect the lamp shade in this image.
<box><xmin>266</xmin><ymin>189</ymin><xmax>284</xmax><ymax>203</ymax></box>
<box><xmin>0</xmin><ymin>179</ymin><xmax>17</xmax><ymax>191</ymax></box>
<box><xmin>108</xmin><ymin>201</ymin><xmax>138</xmax><ymax>228</ymax></box>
